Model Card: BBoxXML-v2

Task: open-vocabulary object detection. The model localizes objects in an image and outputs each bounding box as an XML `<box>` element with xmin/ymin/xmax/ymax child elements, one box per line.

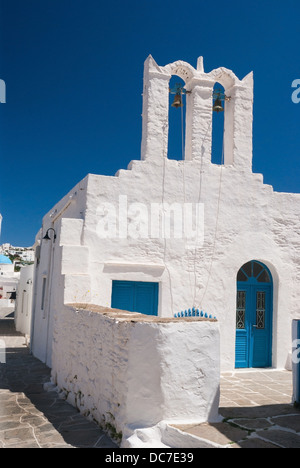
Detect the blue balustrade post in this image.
<box><xmin>173</xmin><ymin>307</ymin><xmax>217</xmax><ymax>320</ymax></box>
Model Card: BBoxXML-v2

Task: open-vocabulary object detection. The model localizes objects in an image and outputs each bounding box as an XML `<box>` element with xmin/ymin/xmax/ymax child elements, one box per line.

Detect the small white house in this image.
<box><xmin>30</xmin><ymin>55</ymin><xmax>300</xmax><ymax>374</ymax></box>
<box><xmin>0</xmin><ymin>254</ymin><xmax>19</xmax><ymax>316</ymax></box>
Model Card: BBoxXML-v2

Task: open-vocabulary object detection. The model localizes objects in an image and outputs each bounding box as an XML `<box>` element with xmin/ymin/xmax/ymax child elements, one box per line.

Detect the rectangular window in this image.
<box><xmin>256</xmin><ymin>291</ymin><xmax>265</xmax><ymax>329</ymax></box>
<box><xmin>21</xmin><ymin>290</ymin><xmax>25</xmax><ymax>314</ymax></box>
<box><xmin>236</xmin><ymin>291</ymin><xmax>246</xmax><ymax>329</ymax></box>
<box><xmin>111</xmin><ymin>280</ymin><xmax>159</xmax><ymax>316</ymax></box>
<box><xmin>41</xmin><ymin>277</ymin><xmax>47</xmax><ymax>312</ymax></box>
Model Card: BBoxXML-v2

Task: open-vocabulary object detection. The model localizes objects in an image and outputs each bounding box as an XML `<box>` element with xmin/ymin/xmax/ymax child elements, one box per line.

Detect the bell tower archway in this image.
<box><xmin>140</xmin><ymin>55</ymin><xmax>254</xmax><ymax>171</ymax></box>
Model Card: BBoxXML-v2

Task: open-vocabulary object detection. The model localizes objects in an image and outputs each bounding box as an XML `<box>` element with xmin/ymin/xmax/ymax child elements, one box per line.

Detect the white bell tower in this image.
<box><xmin>141</xmin><ymin>55</ymin><xmax>254</xmax><ymax>171</ymax></box>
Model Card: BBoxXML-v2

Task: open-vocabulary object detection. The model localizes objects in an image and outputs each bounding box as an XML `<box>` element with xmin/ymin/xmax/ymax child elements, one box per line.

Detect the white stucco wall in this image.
<box><xmin>65</xmin><ymin>161</ymin><xmax>298</xmax><ymax>371</ymax></box>
<box><xmin>30</xmin><ymin>56</ymin><xmax>300</xmax><ymax>373</ymax></box>
<box><xmin>31</xmin><ymin>177</ymin><xmax>89</xmax><ymax>366</ymax></box>
<box><xmin>50</xmin><ymin>304</ymin><xmax>220</xmax><ymax>446</ymax></box>
<box><xmin>14</xmin><ymin>264</ymin><xmax>34</xmax><ymax>338</ymax></box>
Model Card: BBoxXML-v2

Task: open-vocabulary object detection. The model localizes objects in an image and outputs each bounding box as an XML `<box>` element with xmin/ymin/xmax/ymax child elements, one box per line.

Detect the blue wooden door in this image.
<box><xmin>235</xmin><ymin>261</ymin><xmax>273</xmax><ymax>368</ymax></box>
<box><xmin>111</xmin><ymin>280</ymin><xmax>159</xmax><ymax>316</ymax></box>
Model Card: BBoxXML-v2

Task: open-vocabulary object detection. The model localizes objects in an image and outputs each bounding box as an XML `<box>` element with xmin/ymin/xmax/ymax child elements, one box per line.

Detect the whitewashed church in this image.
<box><xmin>30</xmin><ymin>56</ymin><xmax>300</xmax><ymax>373</ymax></box>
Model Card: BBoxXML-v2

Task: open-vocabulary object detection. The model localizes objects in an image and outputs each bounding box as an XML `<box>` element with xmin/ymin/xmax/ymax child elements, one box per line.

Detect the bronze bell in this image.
<box><xmin>213</xmin><ymin>97</ymin><xmax>224</xmax><ymax>113</ymax></box>
<box><xmin>171</xmin><ymin>92</ymin><xmax>183</xmax><ymax>108</ymax></box>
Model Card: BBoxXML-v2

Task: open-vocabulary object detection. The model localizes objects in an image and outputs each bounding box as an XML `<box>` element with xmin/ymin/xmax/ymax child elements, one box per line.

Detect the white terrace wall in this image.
<box><xmin>50</xmin><ymin>304</ymin><xmax>220</xmax><ymax>447</ymax></box>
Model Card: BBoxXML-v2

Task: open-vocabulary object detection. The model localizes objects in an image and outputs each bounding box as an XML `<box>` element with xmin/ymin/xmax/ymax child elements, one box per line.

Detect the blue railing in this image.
<box><xmin>174</xmin><ymin>307</ymin><xmax>216</xmax><ymax>319</ymax></box>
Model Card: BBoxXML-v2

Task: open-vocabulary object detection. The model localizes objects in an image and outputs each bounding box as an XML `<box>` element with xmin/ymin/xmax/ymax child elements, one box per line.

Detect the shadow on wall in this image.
<box><xmin>0</xmin><ymin>320</ymin><xmax>117</xmax><ymax>448</ymax></box>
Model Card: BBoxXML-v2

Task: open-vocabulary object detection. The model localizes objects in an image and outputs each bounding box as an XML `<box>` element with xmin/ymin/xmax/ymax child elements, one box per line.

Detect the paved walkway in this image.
<box><xmin>1</xmin><ymin>315</ymin><xmax>300</xmax><ymax>448</ymax></box>
<box><xmin>0</xmin><ymin>318</ymin><xmax>118</xmax><ymax>448</ymax></box>
<box><xmin>176</xmin><ymin>369</ymin><xmax>300</xmax><ymax>448</ymax></box>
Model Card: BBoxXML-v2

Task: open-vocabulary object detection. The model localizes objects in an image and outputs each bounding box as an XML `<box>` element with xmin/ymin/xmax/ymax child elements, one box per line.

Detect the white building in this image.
<box><xmin>0</xmin><ymin>243</ymin><xmax>35</xmax><ymax>263</ymax></box>
<box><xmin>30</xmin><ymin>56</ymin><xmax>300</xmax><ymax>374</ymax></box>
<box><xmin>0</xmin><ymin>254</ymin><xmax>19</xmax><ymax>316</ymax></box>
<box><xmin>0</xmin><ymin>218</ymin><xmax>23</xmax><ymax>317</ymax></box>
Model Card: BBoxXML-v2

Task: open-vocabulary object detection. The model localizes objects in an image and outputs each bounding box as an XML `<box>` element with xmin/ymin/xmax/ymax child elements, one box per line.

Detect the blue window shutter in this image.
<box><xmin>111</xmin><ymin>281</ymin><xmax>135</xmax><ymax>312</ymax></box>
<box><xmin>235</xmin><ymin>333</ymin><xmax>248</xmax><ymax>368</ymax></box>
<box><xmin>111</xmin><ymin>281</ymin><xmax>158</xmax><ymax>316</ymax></box>
<box><xmin>135</xmin><ymin>282</ymin><xmax>158</xmax><ymax>316</ymax></box>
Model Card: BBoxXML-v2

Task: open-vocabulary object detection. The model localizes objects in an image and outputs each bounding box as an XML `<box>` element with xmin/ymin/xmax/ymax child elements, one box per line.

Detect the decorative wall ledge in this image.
<box><xmin>66</xmin><ymin>303</ymin><xmax>217</xmax><ymax>323</ymax></box>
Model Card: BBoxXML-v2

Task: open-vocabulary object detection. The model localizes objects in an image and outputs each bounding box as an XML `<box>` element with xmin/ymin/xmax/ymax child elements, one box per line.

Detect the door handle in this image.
<box><xmin>252</xmin><ymin>324</ymin><xmax>258</xmax><ymax>328</ymax></box>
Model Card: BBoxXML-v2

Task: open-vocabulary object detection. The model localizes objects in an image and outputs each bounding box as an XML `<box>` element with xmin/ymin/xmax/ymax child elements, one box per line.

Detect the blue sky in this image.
<box><xmin>0</xmin><ymin>0</ymin><xmax>299</xmax><ymax>246</ymax></box>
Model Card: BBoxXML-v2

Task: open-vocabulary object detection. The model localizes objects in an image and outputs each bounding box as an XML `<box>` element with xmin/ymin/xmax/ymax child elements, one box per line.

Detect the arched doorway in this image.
<box><xmin>235</xmin><ymin>260</ymin><xmax>273</xmax><ymax>368</ymax></box>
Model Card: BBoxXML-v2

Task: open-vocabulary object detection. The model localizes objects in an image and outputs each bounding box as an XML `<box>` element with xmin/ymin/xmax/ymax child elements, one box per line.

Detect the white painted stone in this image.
<box><xmin>63</xmin><ymin>274</ymin><xmax>91</xmax><ymax>304</ymax></box>
<box><xmin>50</xmin><ymin>304</ymin><xmax>220</xmax><ymax>447</ymax></box>
<box><xmin>61</xmin><ymin>245</ymin><xmax>89</xmax><ymax>275</ymax></box>
<box><xmin>123</xmin><ymin>421</ymin><xmax>222</xmax><ymax>448</ymax></box>
<box><xmin>59</xmin><ymin>218</ymin><xmax>83</xmax><ymax>246</ymax></box>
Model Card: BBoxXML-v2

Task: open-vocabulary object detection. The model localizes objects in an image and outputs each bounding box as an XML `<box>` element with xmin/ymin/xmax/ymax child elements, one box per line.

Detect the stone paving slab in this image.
<box><xmin>175</xmin><ymin>422</ymin><xmax>249</xmax><ymax>446</ymax></box>
<box><xmin>176</xmin><ymin>369</ymin><xmax>300</xmax><ymax>448</ymax></box>
<box><xmin>2</xmin><ymin>315</ymin><xmax>300</xmax><ymax>448</ymax></box>
<box><xmin>0</xmin><ymin>319</ymin><xmax>118</xmax><ymax>448</ymax></box>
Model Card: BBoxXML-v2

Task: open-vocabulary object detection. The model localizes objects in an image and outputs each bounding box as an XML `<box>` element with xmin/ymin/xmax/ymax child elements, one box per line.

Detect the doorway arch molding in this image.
<box><xmin>235</xmin><ymin>259</ymin><xmax>274</xmax><ymax>368</ymax></box>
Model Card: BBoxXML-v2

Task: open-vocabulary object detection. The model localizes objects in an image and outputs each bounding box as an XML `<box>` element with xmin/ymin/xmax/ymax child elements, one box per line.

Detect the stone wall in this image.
<box><xmin>50</xmin><ymin>303</ymin><xmax>220</xmax><ymax>446</ymax></box>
